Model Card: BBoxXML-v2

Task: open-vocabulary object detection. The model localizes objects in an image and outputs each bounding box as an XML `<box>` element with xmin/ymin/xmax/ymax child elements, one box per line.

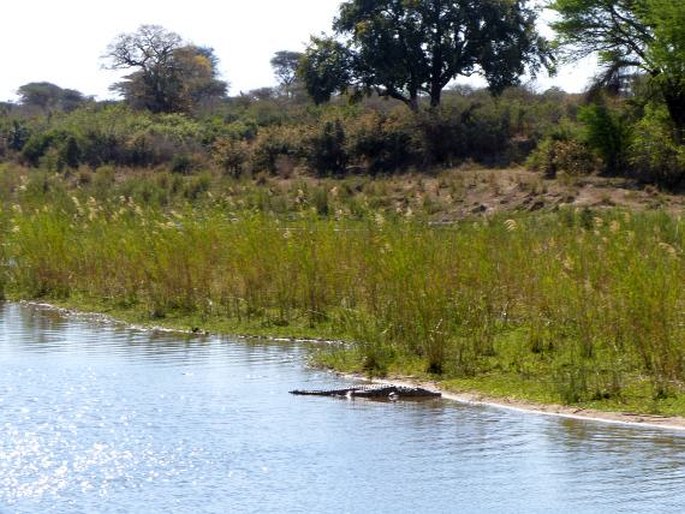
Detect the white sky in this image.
<box><xmin>0</xmin><ymin>0</ymin><xmax>596</xmax><ymax>103</ymax></box>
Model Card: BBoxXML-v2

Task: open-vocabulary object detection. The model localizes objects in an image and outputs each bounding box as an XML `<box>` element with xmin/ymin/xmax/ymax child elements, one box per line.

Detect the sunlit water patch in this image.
<box><xmin>1</xmin><ymin>302</ymin><xmax>685</xmax><ymax>513</ymax></box>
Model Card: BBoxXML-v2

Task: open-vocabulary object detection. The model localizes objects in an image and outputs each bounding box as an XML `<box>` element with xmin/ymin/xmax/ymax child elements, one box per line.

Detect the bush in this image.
<box><xmin>212</xmin><ymin>137</ymin><xmax>250</xmax><ymax>177</ymax></box>
<box><xmin>21</xmin><ymin>132</ymin><xmax>55</xmax><ymax>167</ymax></box>
<box><xmin>462</xmin><ymin>101</ymin><xmax>512</xmax><ymax>164</ymax></box>
<box><xmin>415</xmin><ymin>106</ymin><xmax>467</xmax><ymax>166</ymax></box>
<box><xmin>307</xmin><ymin>119</ymin><xmax>347</xmax><ymax>176</ymax></box>
<box><xmin>251</xmin><ymin>125</ymin><xmax>308</xmax><ymax>174</ymax></box>
<box><xmin>59</xmin><ymin>135</ymin><xmax>81</xmax><ymax>169</ymax></box>
<box><xmin>347</xmin><ymin>109</ymin><xmax>417</xmax><ymax>173</ymax></box>
<box><xmin>1</xmin><ymin>120</ymin><xmax>31</xmax><ymax>153</ymax></box>
<box><xmin>578</xmin><ymin>101</ymin><xmax>632</xmax><ymax>175</ymax></box>
<box><xmin>630</xmin><ymin>106</ymin><xmax>685</xmax><ymax>186</ymax></box>
<box><xmin>527</xmin><ymin>137</ymin><xmax>598</xmax><ymax>178</ymax></box>
<box><xmin>16</xmin><ymin>105</ymin><xmax>212</xmax><ymax>170</ymax></box>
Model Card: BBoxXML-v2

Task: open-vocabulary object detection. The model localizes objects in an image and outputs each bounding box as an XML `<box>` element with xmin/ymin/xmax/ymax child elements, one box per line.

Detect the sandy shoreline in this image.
<box><xmin>16</xmin><ymin>301</ymin><xmax>685</xmax><ymax>432</ymax></box>
<box><xmin>442</xmin><ymin>390</ymin><xmax>685</xmax><ymax>431</ymax></box>
<box><xmin>363</xmin><ymin>376</ymin><xmax>685</xmax><ymax>432</ymax></box>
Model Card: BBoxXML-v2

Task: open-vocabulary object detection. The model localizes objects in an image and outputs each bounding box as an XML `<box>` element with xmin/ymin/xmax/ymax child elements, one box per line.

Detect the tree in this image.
<box><xmin>549</xmin><ymin>0</ymin><xmax>685</xmax><ymax>138</ymax></box>
<box><xmin>104</xmin><ymin>25</ymin><xmax>227</xmax><ymax>113</ymax></box>
<box><xmin>59</xmin><ymin>88</ymin><xmax>89</xmax><ymax>112</ymax></box>
<box><xmin>301</xmin><ymin>0</ymin><xmax>552</xmax><ymax>110</ymax></box>
<box><xmin>644</xmin><ymin>1</ymin><xmax>685</xmax><ymax>139</ymax></box>
<box><xmin>172</xmin><ymin>45</ymin><xmax>229</xmax><ymax>111</ymax></box>
<box><xmin>299</xmin><ymin>37</ymin><xmax>354</xmax><ymax>105</ymax></box>
<box><xmin>270</xmin><ymin>51</ymin><xmax>303</xmax><ymax>96</ymax></box>
<box><xmin>104</xmin><ymin>25</ymin><xmax>181</xmax><ymax>112</ymax></box>
<box><xmin>17</xmin><ymin>82</ymin><xmax>88</xmax><ymax>112</ymax></box>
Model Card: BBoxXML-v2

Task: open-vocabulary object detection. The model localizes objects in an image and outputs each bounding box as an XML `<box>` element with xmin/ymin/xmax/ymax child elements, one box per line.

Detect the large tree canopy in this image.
<box><xmin>104</xmin><ymin>25</ymin><xmax>227</xmax><ymax>113</ymax></box>
<box><xmin>549</xmin><ymin>0</ymin><xmax>685</xmax><ymax>135</ymax></box>
<box><xmin>300</xmin><ymin>0</ymin><xmax>552</xmax><ymax>110</ymax></box>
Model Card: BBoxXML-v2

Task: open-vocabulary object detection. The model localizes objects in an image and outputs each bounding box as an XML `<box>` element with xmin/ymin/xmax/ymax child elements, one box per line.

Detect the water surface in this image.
<box><xmin>1</xmin><ymin>302</ymin><xmax>684</xmax><ymax>513</ymax></box>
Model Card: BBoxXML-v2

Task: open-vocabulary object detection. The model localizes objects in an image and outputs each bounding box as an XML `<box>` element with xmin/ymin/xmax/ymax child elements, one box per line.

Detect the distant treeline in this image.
<box><xmin>1</xmin><ymin>0</ymin><xmax>685</xmax><ymax>186</ymax></box>
<box><xmin>0</xmin><ymin>86</ymin><xmax>562</xmax><ymax>173</ymax></box>
<box><xmin>0</xmin><ymin>83</ymin><xmax>683</xmax><ymax>186</ymax></box>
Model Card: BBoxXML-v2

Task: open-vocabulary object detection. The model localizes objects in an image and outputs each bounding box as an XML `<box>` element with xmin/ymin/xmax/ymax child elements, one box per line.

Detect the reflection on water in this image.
<box><xmin>1</xmin><ymin>302</ymin><xmax>685</xmax><ymax>513</ymax></box>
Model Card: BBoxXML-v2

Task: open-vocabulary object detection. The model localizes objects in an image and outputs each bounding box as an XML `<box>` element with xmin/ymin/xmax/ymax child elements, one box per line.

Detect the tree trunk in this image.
<box><xmin>429</xmin><ymin>84</ymin><xmax>442</xmax><ymax>108</ymax></box>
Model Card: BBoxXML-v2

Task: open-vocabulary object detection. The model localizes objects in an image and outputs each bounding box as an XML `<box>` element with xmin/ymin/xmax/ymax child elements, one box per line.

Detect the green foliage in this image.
<box><xmin>5</xmin><ymin>120</ymin><xmax>31</xmax><ymax>152</ymax></box>
<box><xmin>346</xmin><ymin>109</ymin><xmax>417</xmax><ymax>173</ymax></box>
<box><xmin>299</xmin><ymin>37</ymin><xmax>353</xmax><ymax>105</ymax></box>
<box><xmin>21</xmin><ymin>132</ymin><xmax>55</xmax><ymax>167</ymax></box>
<box><xmin>414</xmin><ymin>93</ymin><xmax>545</xmax><ymax>168</ymax></box>
<box><xmin>578</xmin><ymin>101</ymin><xmax>632</xmax><ymax>175</ymax></box>
<box><xmin>5</xmin><ymin>188</ymin><xmax>685</xmax><ymax>408</ymax></box>
<box><xmin>415</xmin><ymin>108</ymin><xmax>467</xmax><ymax>167</ymax></box>
<box><xmin>271</xmin><ymin>50</ymin><xmax>304</xmax><ymax>97</ymax></box>
<box><xmin>550</xmin><ymin>0</ymin><xmax>685</xmax><ymax>134</ymax></box>
<box><xmin>15</xmin><ymin>105</ymin><xmax>209</xmax><ymax>169</ymax></box>
<box><xmin>526</xmin><ymin>132</ymin><xmax>597</xmax><ymax>178</ymax></box>
<box><xmin>20</xmin><ymin>129</ymin><xmax>83</xmax><ymax>171</ymax></box>
<box><xmin>303</xmin><ymin>0</ymin><xmax>552</xmax><ymax>109</ymax></box>
<box><xmin>643</xmin><ymin>0</ymin><xmax>685</xmax><ymax>137</ymax></box>
<box><xmin>3</xmin><ymin>84</ymin><xmax>589</xmax><ymax>175</ymax></box>
<box><xmin>252</xmin><ymin>125</ymin><xmax>308</xmax><ymax>174</ymax></box>
<box><xmin>59</xmin><ymin>135</ymin><xmax>82</xmax><ymax>170</ymax></box>
<box><xmin>212</xmin><ymin>137</ymin><xmax>250</xmax><ymax>177</ymax></box>
<box><xmin>549</xmin><ymin>0</ymin><xmax>650</xmax><ymax>62</ymax></box>
<box><xmin>307</xmin><ymin>119</ymin><xmax>347</xmax><ymax>177</ymax></box>
<box><xmin>630</xmin><ymin>105</ymin><xmax>685</xmax><ymax>186</ymax></box>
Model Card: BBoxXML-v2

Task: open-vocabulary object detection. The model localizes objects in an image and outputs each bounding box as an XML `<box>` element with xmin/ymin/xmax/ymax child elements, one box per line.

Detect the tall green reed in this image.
<box><xmin>4</xmin><ymin>193</ymin><xmax>685</xmax><ymax>403</ymax></box>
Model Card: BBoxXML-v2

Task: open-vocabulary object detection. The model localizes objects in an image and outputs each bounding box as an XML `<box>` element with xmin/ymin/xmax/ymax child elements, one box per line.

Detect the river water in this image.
<box><xmin>1</xmin><ymin>302</ymin><xmax>685</xmax><ymax>513</ymax></box>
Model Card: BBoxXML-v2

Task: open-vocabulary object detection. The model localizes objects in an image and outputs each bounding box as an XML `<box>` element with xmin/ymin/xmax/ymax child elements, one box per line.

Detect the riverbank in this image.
<box><xmin>381</xmin><ymin>377</ymin><xmax>685</xmax><ymax>431</ymax></box>
<box><xmin>4</xmin><ymin>168</ymin><xmax>685</xmax><ymax>420</ymax></box>
<box><xmin>14</xmin><ymin>300</ymin><xmax>685</xmax><ymax>432</ymax></box>
<box><xmin>333</xmin><ymin>370</ymin><xmax>685</xmax><ymax>431</ymax></box>
<box><xmin>448</xmin><ymin>392</ymin><xmax>685</xmax><ymax>431</ymax></box>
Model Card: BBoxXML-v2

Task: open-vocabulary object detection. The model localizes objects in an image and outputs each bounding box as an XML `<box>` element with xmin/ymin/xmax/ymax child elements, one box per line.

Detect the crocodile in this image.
<box><xmin>289</xmin><ymin>385</ymin><xmax>441</xmax><ymax>400</ymax></box>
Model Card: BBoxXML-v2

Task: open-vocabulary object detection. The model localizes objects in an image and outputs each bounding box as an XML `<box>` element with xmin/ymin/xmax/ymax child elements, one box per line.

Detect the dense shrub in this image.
<box><xmin>630</xmin><ymin>105</ymin><xmax>685</xmax><ymax>186</ymax></box>
<box><xmin>21</xmin><ymin>132</ymin><xmax>55</xmax><ymax>167</ymax></box>
<box><xmin>212</xmin><ymin>137</ymin><xmax>250</xmax><ymax>177</ymax></box>
<box><xmin>527</xmin><ymin>137</ymin><xmax>599</xmax><ymax>178</ymax></box>
<box><xmin>307</xmin><ymin>119</ymin><xmax>348</xmax><ymax>176</ymax></box>
<box><xmin>346</xmin><ymin>109</ymin><xmax>417</xmax><ymax>173</ymax></box>
<box><xmin>578</xmin><ymin>101</ymin><xmax>632</xmax><ymax>175</ymax></box>
<box><xmin>251</xmin><ymin>125</ymin><xmax>308</xmax><ymax>174</ymax></box>
<box><xmin>14</xmin><ymin>106</ymin><xmax>212</xmax><ymax>170</ymax></box>
<box><xmin>0</xmin><ymin>119</ymin><xmax>31</xmax><ymax>156</ymax></box>
<box><xmin>415</xmin><ymin>107</ymin><xmax>467</xmax><ymax>166</ymax></box>
<box><xmin>461</xmin><ymin>102</ymin><xmax>513</xmax><ymax>164</ymax></box>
